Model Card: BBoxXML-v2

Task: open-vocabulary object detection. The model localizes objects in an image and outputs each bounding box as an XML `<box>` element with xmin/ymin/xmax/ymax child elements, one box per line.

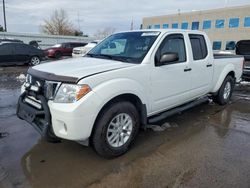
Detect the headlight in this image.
<box><xmin>54</xmin><ymin>84</ymin><xmax>91</xmax><ymax>103</ymax></box>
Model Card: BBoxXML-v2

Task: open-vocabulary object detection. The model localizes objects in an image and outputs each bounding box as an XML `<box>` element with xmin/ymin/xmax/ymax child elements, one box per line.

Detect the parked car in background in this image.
<box><xmin>236</xmin><ymin>40</ymin><xmax>250</xmax><ymax>80</ymax></box>
<box><xmin>0</xmin><ymin>42</ymin><xmax>44</xmax><ymax>66</ymax></box>
<box><xmin>44</xmin><ymin>42</ymin><xmax>87</xmax><ymax>59</ymax></box>
<box><xmin>72</xmin><ymin>40</ymin><xmax>101</xmax><ymax>58</ymax></box>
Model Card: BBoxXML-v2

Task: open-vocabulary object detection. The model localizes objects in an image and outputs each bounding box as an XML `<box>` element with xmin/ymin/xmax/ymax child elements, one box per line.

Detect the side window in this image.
<box><xmin>189</xmin><ymin>34</ymin><xmax>208</xmax><ymax>60</ymax></box>
<box><xmin>63</xmin><ymin>43</ymin><xmax>71</xmax><ymax>48</ymax></box>
<box><xmin>155</xmin><ymin>34</ymin><xmax>186</xmax><ymax>65</ymax></box>
<box><xmin>15</xmin><ymin>44</ymin><xmax>29</xmax><ymax>54</ymax></box>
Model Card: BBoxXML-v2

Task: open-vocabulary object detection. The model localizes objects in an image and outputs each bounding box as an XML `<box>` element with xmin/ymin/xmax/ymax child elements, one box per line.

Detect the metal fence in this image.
<box><xmin>0</xmin><ymin>32</ymin><xmax>94</xmax><ymax>49</ymax></box>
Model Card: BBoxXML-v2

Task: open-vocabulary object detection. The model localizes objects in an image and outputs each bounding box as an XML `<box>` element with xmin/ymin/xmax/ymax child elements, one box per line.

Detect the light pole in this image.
<box><xmin>3</xmin><ymin>0</ymin><xmax>7</xmax><ymax>31</ymax></box>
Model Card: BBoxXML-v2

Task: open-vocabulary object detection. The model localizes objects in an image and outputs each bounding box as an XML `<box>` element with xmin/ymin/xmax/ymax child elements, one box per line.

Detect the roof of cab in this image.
<box><xmin>114</xmin><ymin>29</ymin><xmax>206</xmax><ymax>35</ymax></box>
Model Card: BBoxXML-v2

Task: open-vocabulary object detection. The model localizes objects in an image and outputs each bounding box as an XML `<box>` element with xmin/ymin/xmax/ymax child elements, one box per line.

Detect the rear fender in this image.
<box><xmin>211</xmin><ymin>64</ymin><xmax>234</xmax><ymax>93</ymax></box>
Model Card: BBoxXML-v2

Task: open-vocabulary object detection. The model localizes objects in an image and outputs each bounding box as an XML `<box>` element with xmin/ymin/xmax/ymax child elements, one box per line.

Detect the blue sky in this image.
<box><xmin>0</xmin><ymin>0</ymin><xmax>250</xmax><ymax>36</ymax></box>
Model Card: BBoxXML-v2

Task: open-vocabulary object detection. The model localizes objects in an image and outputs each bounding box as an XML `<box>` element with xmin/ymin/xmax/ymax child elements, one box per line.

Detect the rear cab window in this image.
<box><xmin>189</xmin><ymin>34</ymin><xmax>208</xmax><ymax>60</ymax></box>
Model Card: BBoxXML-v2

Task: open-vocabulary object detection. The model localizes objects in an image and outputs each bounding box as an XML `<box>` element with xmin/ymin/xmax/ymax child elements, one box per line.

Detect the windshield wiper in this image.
<box><xmin>86</xmin><ymin>53</ymin><xmax>129</xmax><ymax>63</ymax></box>
<box><xmin>86</xmin><ymin>53</ymin><xmax>113</xmax><ymax>59</ymax></box>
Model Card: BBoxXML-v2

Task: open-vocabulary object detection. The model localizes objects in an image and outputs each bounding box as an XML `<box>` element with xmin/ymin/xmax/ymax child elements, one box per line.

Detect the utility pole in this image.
<box><xmin>76</xmin><ymin>12</ymin><xmax>83</xmax><ymax>31</ymax></box>
<box><xmin>3</xmin><ymin>0</ymin><xmax>7</xmax><ymax>31</ymax></box>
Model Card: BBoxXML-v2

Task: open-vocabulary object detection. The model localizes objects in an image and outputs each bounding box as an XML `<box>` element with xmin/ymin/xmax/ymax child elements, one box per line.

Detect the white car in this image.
<box><xmin>17</xmin><ymin>30</ymin><xmax>243</xmax><ymax>158</ymax></box>
<box><xmin>72</xmin><ymin>40</ymin><xmax>101</xmax><ymax>58</ymax></box>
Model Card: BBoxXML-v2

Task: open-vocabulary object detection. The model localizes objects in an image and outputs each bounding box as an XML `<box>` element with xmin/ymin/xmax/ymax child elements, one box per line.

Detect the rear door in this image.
<box><xmin>150</xmin><ymin>33</ymin><xmax>192</xmax><ymax>113</ymax></box>
<box><xmin>188</xmin><ymin>34</ymin><xmax>213</xmax><ymax>97</ymax></box>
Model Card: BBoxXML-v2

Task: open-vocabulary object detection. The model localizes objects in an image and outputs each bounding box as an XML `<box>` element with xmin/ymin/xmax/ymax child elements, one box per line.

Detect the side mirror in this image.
<box><xmin>160</xmin><ymin>53</ymin><xmax>179</xmax><ymax>64</ymax></box>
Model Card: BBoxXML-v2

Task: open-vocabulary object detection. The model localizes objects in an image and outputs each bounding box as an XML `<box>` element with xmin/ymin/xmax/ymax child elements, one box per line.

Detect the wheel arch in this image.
<box><xmin>212</xmin><ymin>65</ymin><xmax>236</xmax><ymax>93</ymax></box>
<box><xmin>90</xmin><ymin>93</ymin><xmax>147</xmax><ymax>141</ymax></box>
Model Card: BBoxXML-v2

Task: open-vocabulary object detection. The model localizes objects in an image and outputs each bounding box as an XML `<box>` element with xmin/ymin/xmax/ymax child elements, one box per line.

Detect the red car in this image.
<box><xmin>44</xmin><ymin>42</ymin><xmax>87</xmax><ymax>59</ymax></box>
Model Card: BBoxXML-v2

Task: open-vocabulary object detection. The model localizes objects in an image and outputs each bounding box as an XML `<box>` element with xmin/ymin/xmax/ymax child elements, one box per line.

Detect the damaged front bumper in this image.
<box><xmin>16</xmin><ymin>91</ymin><xmax>54</xmax><ymax>136</ymax></box>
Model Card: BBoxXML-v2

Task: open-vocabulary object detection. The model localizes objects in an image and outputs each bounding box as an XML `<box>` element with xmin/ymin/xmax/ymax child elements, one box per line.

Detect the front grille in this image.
<box><xmin>244</xmin><ymin>61</ymin><xmax>250</xmax><ymax>67</ymax></box>
<box><xmin>44</xmin><ymin>81</ymin><xmax>61</xmax><ymax>99</ymax></box>
<box><xmin>25</xmin><ymin>74</ymin><xmax>60</xmax><ymax>100</ymax></box>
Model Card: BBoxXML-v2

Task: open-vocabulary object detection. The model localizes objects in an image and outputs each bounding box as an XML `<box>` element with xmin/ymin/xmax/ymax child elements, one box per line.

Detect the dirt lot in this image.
<box><xmin>0</xmin><ymin>66</ymin><xmax>250</xmax><ymax>188</ymax></box>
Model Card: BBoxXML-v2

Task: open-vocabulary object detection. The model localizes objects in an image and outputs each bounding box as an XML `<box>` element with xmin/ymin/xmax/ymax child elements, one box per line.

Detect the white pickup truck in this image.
<box><xmin>17</xmin><ymin>30</ymin><xmax>244</xmax><ymax>158</ymax></box>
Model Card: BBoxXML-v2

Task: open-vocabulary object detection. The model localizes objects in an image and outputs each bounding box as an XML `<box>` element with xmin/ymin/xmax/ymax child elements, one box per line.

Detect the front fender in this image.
<box><xmin>92</xmin><ymin>78</ymin><xmax>149</xmax><ymax>112</ymax></box>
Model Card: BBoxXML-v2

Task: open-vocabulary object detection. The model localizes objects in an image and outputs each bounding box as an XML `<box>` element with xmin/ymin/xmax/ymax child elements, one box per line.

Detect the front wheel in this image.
<box><xmin>54</xmin><ymin>51</ymin><xmax>62</xmax><ymax>59</ymax></box>
<box><xmin>44</xmin><ymin>126</ymin><xmax>61</xmax><ymax>143</ymax></box>
<box><xmin>214</xmin><ymin>75</ymin><xmax>234</xmax><ymax>105</ymax></box>
<box><xmin>91</xmin><ymin>101</ymin><xmax>140</xmax><ymax>158</ymax></box>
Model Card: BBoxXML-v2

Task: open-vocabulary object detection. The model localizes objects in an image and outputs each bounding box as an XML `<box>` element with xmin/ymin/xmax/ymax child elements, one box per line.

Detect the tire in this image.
<box><xmin>44</xmin><ymin>126</ymin><xmax>61</xmax><ymax>143</ymax></box>
<box><xmin>91</xmin><ymin>101</ymin><xmax>140</xmax><ymax>158</ymax></box>
<box><xmin>30</xmin><ymin>56</ymin><xmax>41</xmax><ymax>66</ymax></box>
<box><xmin>55</xmin><ymin>51</ymin><xmax>62</xmax><ymax>59</ymax></box>
<box><xmin>214</xmin><ymin>75</ymin><xmax>235</xmax><ymax>105</ymax></box>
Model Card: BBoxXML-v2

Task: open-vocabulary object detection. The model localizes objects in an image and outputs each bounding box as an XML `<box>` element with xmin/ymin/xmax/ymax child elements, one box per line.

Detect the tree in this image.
<box><xmin>94</xmin><ymin>27</ymin><xmax>116</xmax><ymax>39</ymax></box>
<box><xmin>41</xmin><ymin>9</ymin><xmax>76</xmax><ymax>36</ymax></box>
<box><xmin>0</xmin><ymin>25</ymin><xmax>4</xmax><ymax>32</ymax></box>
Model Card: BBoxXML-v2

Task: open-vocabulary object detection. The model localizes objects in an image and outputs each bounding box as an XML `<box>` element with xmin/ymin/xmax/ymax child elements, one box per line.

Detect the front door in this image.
<box><xmin>150</xmin><ymin>34</ymin><xmax>192</xmax><ymax>113</ymax></box>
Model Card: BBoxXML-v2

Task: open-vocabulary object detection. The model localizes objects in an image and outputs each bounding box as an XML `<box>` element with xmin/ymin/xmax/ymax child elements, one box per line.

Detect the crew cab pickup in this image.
<box><xmin>17</xmin><ymin>30</ymin><xmax>244</xmax><ymax>158</ymax></box>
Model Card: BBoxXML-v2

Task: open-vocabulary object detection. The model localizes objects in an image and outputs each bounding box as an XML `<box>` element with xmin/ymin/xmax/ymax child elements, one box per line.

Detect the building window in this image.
<box><xmin>192</xmin><ymin>22</ymin><xmax>199</xmax><ymax>30</ymax></box>
<box><xmin>213</xmin><ymin>41</ymin><xmax>222</xmax><ymax>50</ymax></box>
<box><xmin>163</xmin><ymin>24</ymin><xmax>169</xmax><ymax>29</ymax></box>
<box><xmin>172</xmin><ymin>23</ymin><xmax>178</xmax><ymax>29</ymax></box>
<box><xmin>154</xmin><ymin>24</ymin><xmax>161</xmax><ymax>29</ymax></box>
<box><xmin>181</xmin><ymin>22</ymin><xmax>188</xmax><ymax>29</ymax></box>
<box><xmin>244</xmin><ymin>17</ymin><xmax>250</xmax><ymax>27</ymax></box>
<box><xmin>215</xmin><ymin>19</ymin><xmax>225</xmax><ymax>28</ymax></box>
<box><xmin>226</xmin><ymin>41</ymin><xmax>236</xmax><ymax>50</ymax></box>
<box><xmin>229</xmin><ymin>18</ymin><xmax>239</xmax><ymax>28</ymax></box>
<box><xmin>203</xmin><ymin>20</ymin><xmax>211</xmax><ymax>29</ymax></box>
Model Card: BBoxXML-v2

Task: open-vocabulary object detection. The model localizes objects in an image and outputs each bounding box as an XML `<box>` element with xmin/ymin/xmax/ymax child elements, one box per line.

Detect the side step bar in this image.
<box><xmin>148</xmin><ymin>97</ymin><xmax>209</xmax><ymax>124</ymax></box>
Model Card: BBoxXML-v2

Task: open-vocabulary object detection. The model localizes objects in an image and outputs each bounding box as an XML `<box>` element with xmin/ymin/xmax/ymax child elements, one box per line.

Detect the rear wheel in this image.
<box><xmin>91</xmin><ymin>101</ymin><xmax>140</xmax><ymax>158</ymax></box>
<box><xmin>44</xmin><ymin>126</ymin><xmax>61</xmax><ymax>143</ymax></box>
<box><xmin>30</xmin><ymin>56</ymin><xmax>41</xmax><ymax>66</ymax></box>
<box><xmin>214</xmin><ymin>75</ymin><xmax>234</xmax><ymax>105</ymax></box>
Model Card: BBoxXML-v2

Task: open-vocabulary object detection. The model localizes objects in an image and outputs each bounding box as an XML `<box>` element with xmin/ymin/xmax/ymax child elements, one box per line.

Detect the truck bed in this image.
<box><xmin>213</xmin><ymin>53</ymin><xmax>243</xmax><ymax>59</ymax></box>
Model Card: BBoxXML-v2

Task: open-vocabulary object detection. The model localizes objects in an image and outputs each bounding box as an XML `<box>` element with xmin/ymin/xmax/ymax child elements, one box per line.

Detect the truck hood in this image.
<box><xmin>31</xmin><ymin>57</ymin><xmax>135</xmax><ymax>82</ymax></box>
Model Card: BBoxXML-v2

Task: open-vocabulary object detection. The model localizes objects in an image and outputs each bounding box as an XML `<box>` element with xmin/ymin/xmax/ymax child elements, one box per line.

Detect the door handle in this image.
<box><xmin>184</xmin><ymin>68</ymin><xmax>192</xmax><ymax>72</ymax></box>
<box><xmin>206</xmin><ymin>64</ymin><xmax>212</xmax><ymax>67</ymax></box>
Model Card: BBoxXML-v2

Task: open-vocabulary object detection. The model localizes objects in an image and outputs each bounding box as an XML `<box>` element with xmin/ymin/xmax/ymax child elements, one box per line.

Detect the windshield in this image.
<box><xmin>87</xmin><ymin>31</ymin><xmax>160</xmax><ymax>64</ymax></box>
